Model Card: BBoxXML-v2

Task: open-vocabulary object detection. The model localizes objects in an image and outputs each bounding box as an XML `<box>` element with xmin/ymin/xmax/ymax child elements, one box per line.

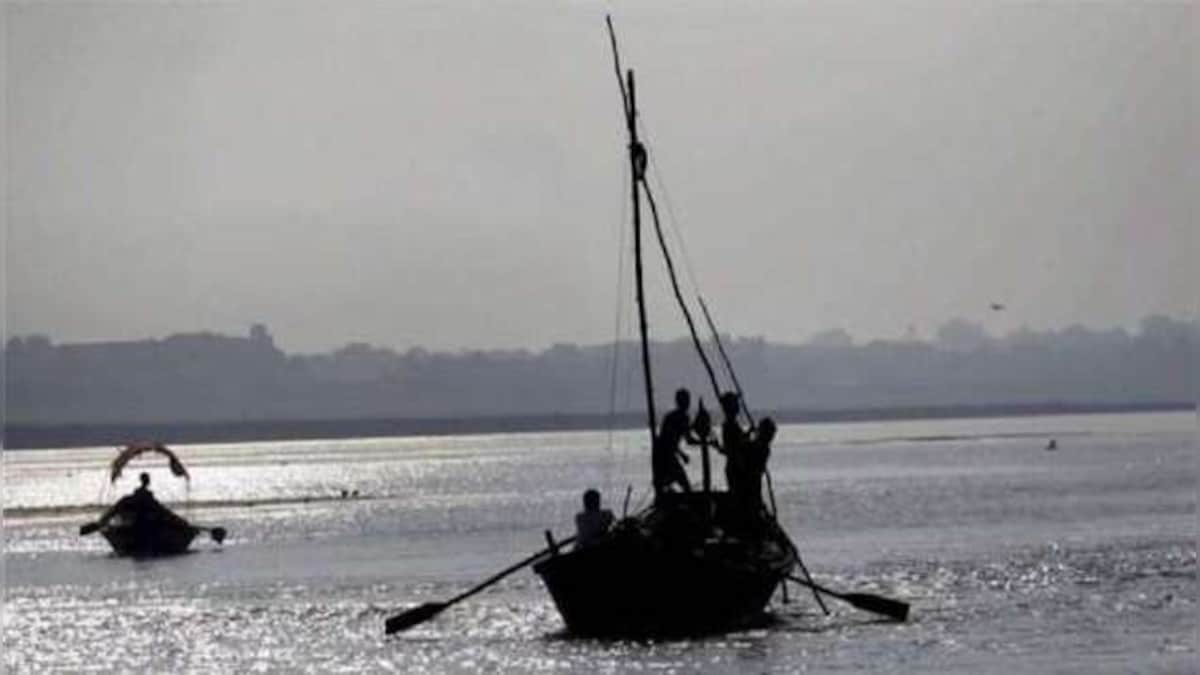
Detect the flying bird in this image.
<box><xmin>990</xmin><ymin>303</ymin><xmax>1005</xmax><ymax>311</ymax></box>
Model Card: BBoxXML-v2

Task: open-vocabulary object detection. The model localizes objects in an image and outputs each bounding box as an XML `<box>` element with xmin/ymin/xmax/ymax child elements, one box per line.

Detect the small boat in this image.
<box><xmin>531</xmin><ymin>19</ymin><xmax>800</xmax><ymax>637</ymax></box>
<box><xmin>98</xmin><ymin>513</ymin><xmax>201</xmax><ymax>557</ymax></box>
<box><xmin>80</xmin><ymin>442</ymin><xmax>227</xmax><ymax>557</ymax></box>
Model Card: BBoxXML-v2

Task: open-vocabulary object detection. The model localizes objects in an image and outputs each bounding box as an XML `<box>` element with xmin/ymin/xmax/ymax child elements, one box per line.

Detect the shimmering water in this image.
<box><xmin>3</xmin><ymin>412</ymin><xmax>1196</xmax><ymax>672</ymax></box>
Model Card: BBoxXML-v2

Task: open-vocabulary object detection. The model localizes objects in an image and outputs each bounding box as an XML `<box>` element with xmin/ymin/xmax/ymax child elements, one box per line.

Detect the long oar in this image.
<box><xmin>787</xmin><ymin>575</ymin><xmax>909</xmax><ymax>621</ymax></box>
<box><xmin>79</xmin><ymin>521</ymin><xmax>226</xmax><ymax>544</ymax></box>
<box><xmin>385</xmin><ymin>535</ymin><xmax>577</xmax><ymax>635</ymax></box>
<box><xmin>775</xmin><ymin>528</ymin><xmax>828</xmax><ymax>615</ymax></box>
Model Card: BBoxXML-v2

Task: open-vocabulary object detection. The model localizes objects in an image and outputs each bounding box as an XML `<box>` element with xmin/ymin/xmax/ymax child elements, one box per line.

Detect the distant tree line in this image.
<box><xmin>4</xmin><ymin>316</ymin><xmax>1196</xmax><ymax>426</ymax></box>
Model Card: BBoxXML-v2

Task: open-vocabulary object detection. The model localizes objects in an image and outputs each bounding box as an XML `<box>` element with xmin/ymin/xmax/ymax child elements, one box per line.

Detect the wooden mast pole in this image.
<box><xmin>607</xmin><ymin>17</ymin><xmax>657</xmax><ymax>461</ymax></box>
<box><xmin>627</xmin><ymin>70</ymin><xmax>658</xmax><ymax>459</ymax></box>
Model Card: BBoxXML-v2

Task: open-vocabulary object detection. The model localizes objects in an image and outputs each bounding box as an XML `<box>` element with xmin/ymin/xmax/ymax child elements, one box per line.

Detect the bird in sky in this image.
<box><xmin>990</xmin><ymin>303</ymin><xmax>1006</xmax><ymax>311</ymax></box>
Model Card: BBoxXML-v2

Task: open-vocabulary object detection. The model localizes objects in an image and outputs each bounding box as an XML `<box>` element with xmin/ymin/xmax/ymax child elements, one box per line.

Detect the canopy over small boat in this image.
<box><xmin>81</xmin><ymin>443</ymin><xmax>225</xmax><ymax>557</ymax></box>
<box><xmin>110</xmin><ymin>442</ymin><xmax>189</xmax><ymax>483</ymax></box>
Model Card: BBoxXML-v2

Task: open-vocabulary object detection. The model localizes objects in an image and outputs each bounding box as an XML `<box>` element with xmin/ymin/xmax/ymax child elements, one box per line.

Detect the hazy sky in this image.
<box><xmin>6</xmin><ymin>2</ymin><xmax>1195</xmax><ymax>353</ymax></box>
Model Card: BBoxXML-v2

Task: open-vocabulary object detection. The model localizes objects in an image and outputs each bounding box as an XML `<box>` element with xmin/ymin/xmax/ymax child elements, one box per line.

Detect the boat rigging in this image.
<box><xmin>385</xmin><ymin>15</ymin><xmax>909</xmax><ymax>637</ymax></box>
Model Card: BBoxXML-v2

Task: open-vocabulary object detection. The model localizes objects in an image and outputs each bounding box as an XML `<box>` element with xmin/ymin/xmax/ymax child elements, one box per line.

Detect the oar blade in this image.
<box><xmin>385</xmin><ymin>602</ymin><xmax>447</xmax><ymax>635</ymax></box>
<box><xmin>209</xmin><ymin>527</ymin><xmax>227</xmax><ymax>544</ymax></box>
<box><xmin>79</xmin><ymin>522</ymin><xmax>101</xmax><ymax>536</ymax></box>
<box><xmin>842</xmin><ymin>592</ymin><xmax>909</xmax><ymax>622</ymax></box>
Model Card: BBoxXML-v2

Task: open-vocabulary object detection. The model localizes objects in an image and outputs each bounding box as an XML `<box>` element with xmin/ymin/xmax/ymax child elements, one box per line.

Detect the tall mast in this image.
<box><xmin>607</xmin><ymin>17</ymin><xmax>657</xmax><ymax>445</ymax></box>
<box><xmin>627</xmin><ymin>71</ymin><xmax>658</xmax><ymax>445</ymax></box>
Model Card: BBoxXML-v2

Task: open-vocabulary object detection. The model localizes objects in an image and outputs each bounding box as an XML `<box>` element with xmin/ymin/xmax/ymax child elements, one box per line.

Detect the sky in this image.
<box><xmin>5</xmin><ymin>2</ymin><xmax>1195</xmax><ymax>353</ymax></box>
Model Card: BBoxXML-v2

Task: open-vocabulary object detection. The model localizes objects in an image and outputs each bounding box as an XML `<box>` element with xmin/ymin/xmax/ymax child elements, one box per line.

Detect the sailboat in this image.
<box><xmin>529</xmin><ymin>19</ymin><xmax>803</xmax><ymax>637</ymax></box>
<box><xmin>383</xmin><ymin>17</ymin><xmax>909</xmax><ymax>639</ymax></box>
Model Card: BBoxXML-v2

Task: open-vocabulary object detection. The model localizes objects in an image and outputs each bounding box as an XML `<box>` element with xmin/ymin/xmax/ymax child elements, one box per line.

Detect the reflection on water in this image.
<box><xmin>4</xmin><ymin>412</ymin><xmax>1196</xmax><ymax>672</ymax></box>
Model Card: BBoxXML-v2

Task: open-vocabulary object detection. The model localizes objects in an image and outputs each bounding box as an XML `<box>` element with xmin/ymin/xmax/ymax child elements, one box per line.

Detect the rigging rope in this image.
<box><xmin>699</xmin><ymin>296</ymin><xmax>756</xmax><ymax>427</ymax></box>
<box><xmin>606</xmin><ymin>153</ymin><xmax>631</xmax><ymax>455</ymax></box>
<box><xmin>638</xmin><ymin>126</ymin><xmax>706</xmax><ymax>302</ymax></box>
<box><xmin>639</xmin><ymin>177</ymin><xmax>723</xmax><ymax>405</ymax></box>
<box><xmin>636</xmin><ymin>116</ymin><xmax>760</xmax><ymax>432</ymax></box>
<box><xmin>636</xmin><ymin>119</ymin><xmax>737</xmax><ymax>408</ymax></box>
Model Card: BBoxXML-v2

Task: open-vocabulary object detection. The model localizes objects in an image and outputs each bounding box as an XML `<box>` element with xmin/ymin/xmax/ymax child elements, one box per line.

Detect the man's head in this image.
<box><xmin>139</xmin><ymin>472</ymin><xmax>150</xmax><ymax>488</ymax></box>
<box><xmin>758</xmin><ymin>418</ymin><xmax>777</xmax><ymax>444</ymax></box>
<box><xmin>674</xmin><ymin>388</ymin><xmax>690</xmax><ymax>410</ymax></box>
<box><xmin>583</xmin><ymin>488</ymin><xmax>601</xmax><ymax>511</ymax></box>
<box><xmin>719</xmin><ymin>391</ymin><xmax>740</xmax><ymax>416</ymax></box>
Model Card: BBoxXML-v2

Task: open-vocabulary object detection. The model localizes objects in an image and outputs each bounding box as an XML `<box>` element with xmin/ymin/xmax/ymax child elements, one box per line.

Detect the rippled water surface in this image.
<box><xmin>3</xmin><ymin>412</ymin><xmax>1196</xmax><ymax>672</ymax></box>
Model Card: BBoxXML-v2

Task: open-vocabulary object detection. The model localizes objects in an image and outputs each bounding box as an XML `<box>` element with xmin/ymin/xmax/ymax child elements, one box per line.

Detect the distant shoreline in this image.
<box><xmin>3</xmin><ymin>401</ymin><xmax>1192</xmax><ymax>451</ymax></box>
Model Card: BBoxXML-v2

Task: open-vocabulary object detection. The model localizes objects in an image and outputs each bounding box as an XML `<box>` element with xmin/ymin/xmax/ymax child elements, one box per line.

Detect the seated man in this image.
<box><xmin>574</xmin><ymin>488</ymin><xmax>615</xmax><ymax>548</ymax></box>
<box><xmin>98</xmin><ymin>472</ymin><xmax>186</xmax><ymax>528</ymax></box>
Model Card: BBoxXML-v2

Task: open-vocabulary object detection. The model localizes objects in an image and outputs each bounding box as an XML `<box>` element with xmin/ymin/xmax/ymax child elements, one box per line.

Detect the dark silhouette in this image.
<box><xmin>652</xmin><ymin>388</ymin><xmax>698</xmax><ymax>496</ymax></box>
<box><xmin>1046</xmin><ymin>438</ymin><xmax>1058</xmax><ymax>451</ymax></box>
<box><xmin>715</xmin><ymin>391</ymin><xmax>748</xmax><ymax>493</ymax></box>
<box><xmin>740</xmin><ymin>418</ymin><xmax>776</xmax><ymax>515</ymax></box>
<box><xmin>691</xmin><ymin>399</ymin><xmax>715</xmax><ymax>493</ymax></box>
<box><xmin>80</xmin><ymin>453</ymin><xmax>227</xmax><ymax>556</ymax></box>
<box><xmin>392</xmin><ymin>17</ymin><xmax>912</xmax><ymax>637</ymax></box>
<box><xmin>97</xmin><ymin>472</ymin><xmax>184</xmax><ymax>529</ymax></box>
<box><xmin>574</xmin><ymin>488</ymin><xmax>615</xmax><ymax>548</ymax></box>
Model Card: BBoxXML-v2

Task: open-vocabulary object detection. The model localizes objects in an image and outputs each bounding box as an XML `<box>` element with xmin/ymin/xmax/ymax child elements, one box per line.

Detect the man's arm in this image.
<box><xmin>96</xmin><ymin>504</ymin><xmax>117</xmax><ymax>527</ymax></box>
<box><xmin>97</xmin><ymin>495</ymin><xmax>131</xmax><ymax>526</ymax></box>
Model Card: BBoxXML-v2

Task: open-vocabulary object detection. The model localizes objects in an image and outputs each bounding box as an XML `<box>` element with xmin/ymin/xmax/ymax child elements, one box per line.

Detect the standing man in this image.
<box><xmin>653</xmin><ymin>388</ymin><xmax>699</xmax><ymax>497</ymax></box>
<box><xmin>716</xmin><ymin>391</ymin><xmax>748</xmax><ymax>494</ymax></box>
<box><xmin>741</xmin><ymin>417</ymin><xmax>777</xmax><ymax>515</ymax></box>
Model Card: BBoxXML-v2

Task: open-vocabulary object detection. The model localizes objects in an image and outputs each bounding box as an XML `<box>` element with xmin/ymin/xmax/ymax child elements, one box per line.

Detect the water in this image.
<box><xmin>3</xmin><ymin>412</ymin><xmax>1196</xmax><ymax>672</ymax></box>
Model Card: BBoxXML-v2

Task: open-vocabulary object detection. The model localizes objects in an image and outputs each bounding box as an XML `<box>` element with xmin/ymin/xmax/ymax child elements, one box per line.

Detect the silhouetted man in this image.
<box><xmin>715</xmin><ymin>391</ymin><xmax>748</xmax><ymax>494</ymax></box>
<box><xmin>653</xmin><ymin>388</ymin><xmax>698</xmax><ymax>496</ymax></box>
<box><xmin>740</xmin><ymin>417</ymin><xmax>776</xmax><ymax>515</ymax></box>
<box><xmin>97</xmin><ymin>472</ymin><xmax>149</xmax><ymax>524</ymax></box>
<box><xmin>98</xmin><ymin>473</ymin><xmax>181</xmax><ymax>527</ymax></box>
<box><xmin>575</xmin><ymin>488</ymin><xmax>615</xmax><ymax>548</ymax></box>
<box><xmin>128</xmin><ymin>472</ymin><xmax>159</xmax><ymax>512</ymax></box>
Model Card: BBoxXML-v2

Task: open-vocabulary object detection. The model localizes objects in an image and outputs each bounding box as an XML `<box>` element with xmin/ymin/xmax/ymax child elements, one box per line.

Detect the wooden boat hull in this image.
<box><xmin>534</xmin><ymin>495</ymin><xmax>797</xmax><ymax>637</ymax></box>
<box><xmin>100</xmin><ymin>520</ymin><xmax>198</xmax><ymax>557</ymax></box>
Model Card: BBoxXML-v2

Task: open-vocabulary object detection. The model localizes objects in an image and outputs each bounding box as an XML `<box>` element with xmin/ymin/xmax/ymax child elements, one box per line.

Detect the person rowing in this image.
<box><xmin>94</xmin><ymin>472</ymin><xmax>189</xmax><ymax>530</ymax></box>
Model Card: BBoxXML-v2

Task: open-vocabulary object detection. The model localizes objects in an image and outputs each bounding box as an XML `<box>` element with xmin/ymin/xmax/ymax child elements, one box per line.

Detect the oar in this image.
<box><xmin>199</xmin><ymin>526</ymin><xmax>227</xmax><ymax>544</ymax></box>
<box><xmin>78</xmin><ymin>522</ymin><xmax>226</xmax><ymax>544</ymax></box>
<box><xmin>787</xmin><ymin>575</ymin><xmax>909</xmax><ymax>622</ymax></box>
<box><xmin>385</xmin><ymin>534</ymin><xmax>577</xmax><ymax>635</ymax></box>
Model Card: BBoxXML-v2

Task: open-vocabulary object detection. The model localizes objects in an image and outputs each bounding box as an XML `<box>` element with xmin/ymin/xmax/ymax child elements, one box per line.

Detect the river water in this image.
<box><xmin>2</xmin><ymin>411</ymin><xmax>1195</xmax><ymax>672</ymax></box>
